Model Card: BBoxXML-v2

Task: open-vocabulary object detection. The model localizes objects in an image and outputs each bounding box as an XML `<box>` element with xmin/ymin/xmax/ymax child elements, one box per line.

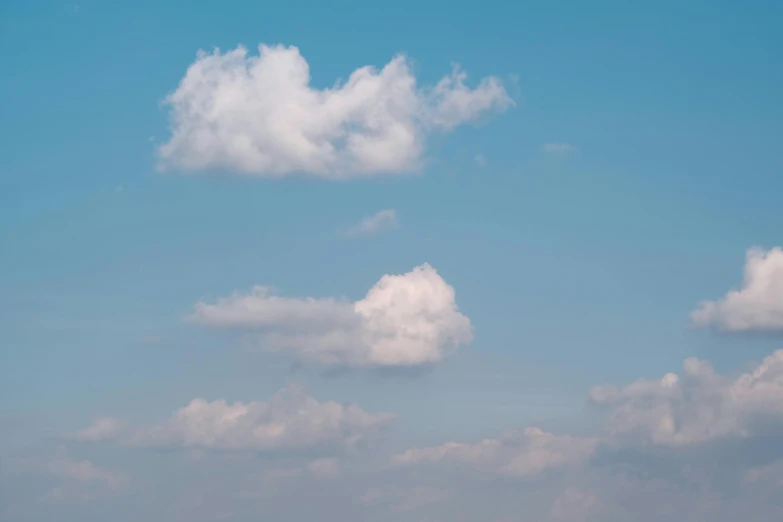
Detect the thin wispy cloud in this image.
<box><xmin>340</xmin><ymin>209</ymin><xmax>399</xmax><ymax>238</ymax></box>
<box><xmin>543</xmin><ymin>142</ymin><xmax>575</xmax><ymax>155</ymax></box>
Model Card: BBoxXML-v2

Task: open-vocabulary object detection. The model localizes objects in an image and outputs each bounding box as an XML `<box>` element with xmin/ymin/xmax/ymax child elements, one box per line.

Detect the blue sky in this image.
<box><xmin>2</xmin><ymin>1</ymin><xmax>783</xmax><ymax>521</ymax></box>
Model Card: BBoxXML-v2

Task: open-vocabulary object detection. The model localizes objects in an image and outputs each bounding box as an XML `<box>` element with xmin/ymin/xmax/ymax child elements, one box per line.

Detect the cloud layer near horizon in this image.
<box><xmin>392</xmin><ymin>348</ymin><xmax>783</xmax><ymax>479</ymax></box>
<box><xmin>392</xmin><ymin>427</ymin><xmax>596</xmax><ymax>478</ymax></box>
<box><xmin>590</xmin><ymin>349</ymin><xmax>783</xmax><ymax>447</ymax></box>
<box><xmin>72</xmin><ymin>385</ymin><xmax>393</xmax><ymax>453</ymax></box>
<box><xmin>51</xmin><ymin>347</ymin><xmax>783</xmax><ymax>522</ymax></box>
<box><xmin>158</xmin><ymin>44</ymin><xmax>512</xmax><ymax>178</ymax></box>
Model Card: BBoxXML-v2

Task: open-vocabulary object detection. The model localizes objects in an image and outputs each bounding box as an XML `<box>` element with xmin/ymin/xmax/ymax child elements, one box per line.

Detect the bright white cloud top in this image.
<box><xmin>158</xmin><ymin>44</ymin><xmax>512</xmax><ymax>177</ymax></box>
<box><xmin>190</xmin><ymin>263</ymin><xmax>473</xmax><ymax>368</ymax></box>
<box><xmin>128</xmin><ymin>385</ymin><xmax>394</xmax><ymax>451</ymax></box>
<box><xmin>691</xmin><ymin>247</ymin><xmax>783</xmax><ymax>333</ymax></box>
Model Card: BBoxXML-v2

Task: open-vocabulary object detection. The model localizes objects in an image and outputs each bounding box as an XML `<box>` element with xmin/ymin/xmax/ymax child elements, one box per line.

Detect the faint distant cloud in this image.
<box><xmin>141</xmin><ymin>335</ymin><xmax>164</xmax><ymax>344</ymax></box>
<box><xmin>340</xmin><ymin>209</ymin><xmax>399</xmax><ymax>238</ymax></box>
<box><xmin>125</xmin><ymin>384</ymin><xmax>394</xmax><ymax>451</ymax></box>
<box><xmin>392</xmin><ymin>427</ymin><xmax>595</xmax><ymax>477</ymax></box>
<box><xmin>115</xmin><ymin>185</ymin><xmax>124</xmax><ymax>193</ymax></box>
<box><xmin>543</xmin><ymin>142</ymin><xmax>575</xmax><ymax>155</ymax></box>
<box><xmin>20</xmin><ymin>447</ymin><xmax>128</xmax><ymax>491</ymax></box>
<box><xmin>550</xmin><ymin>488</ymin><xmax>601</xmax><ymax>521</ymax></box>
<box><xmin>306</xmin><ymin>458</ymin><xmax>341</xmax><ymax>478</ymax></box>
<box><xmin>67</xmin><ymin>417</ymin><xmax>125</xmax><ymax>442</ymax></box>
<box><xmin>358</xmin><ymin>486</ymin><xmax>452</xmax><ymax>512</ymax></box>
<box><xmin>474</xmin><ymin>154</ymin><xmax>486</xmax><ymax>167</ymax></box>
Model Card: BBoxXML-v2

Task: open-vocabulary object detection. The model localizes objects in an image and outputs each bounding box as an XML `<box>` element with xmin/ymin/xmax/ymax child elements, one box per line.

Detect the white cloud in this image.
<box><xmin>190</xmin><ymin>263</ymin><xmax>473</xmax><ymax>368</ymax></box>
<box><xmin>46</xmin><ymin>447</ymin><xmax>126</xmax><ymax>490</ymax></box>
<box><xmin>158</xmin><ymin>44</ymin><xmax>512</xmax><ymax>178</ymax></box>
<box><xmin>590</xmin><ymin>350</ymin><xmax>783</xmax><ymax>446</ymax></box>
<box><xmin>341</xmin><ymin>209</ymin><xmax>399</xmax><ymax>238</ymax></box>
<box><xmin>542</xmin><ymin>143</ymin><xmax>574</xmax><ymax>155</ymax></box>
<box><xmin>474</xmin><ymin>153</ymin><xmax>486</xmax><ymax>167</ymax></box>
<box><xmin>129</xmin><ymin>384</ymin><xmax>394</xmax><ymax>451</ymax></box>
<box><xmin>391</xmin><ymin>427</ymin><xmax>596</xmax><ymax>478</ymax></box>
<box><xmin>691</xmin><ymin>247</ymin><xmax>783</xmax><ymax>332</ymax></box>
<box><xmin>68</xmin><ymin>417</ymin><xmax>125</xmax><ymax>442</ymax></box>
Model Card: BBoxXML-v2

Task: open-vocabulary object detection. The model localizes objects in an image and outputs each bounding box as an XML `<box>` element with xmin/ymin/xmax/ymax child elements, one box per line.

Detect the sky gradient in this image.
<box><xmin>2</xmin><ymin>1</ymin><xmax>783</xmax><ymax>521</ymax></box>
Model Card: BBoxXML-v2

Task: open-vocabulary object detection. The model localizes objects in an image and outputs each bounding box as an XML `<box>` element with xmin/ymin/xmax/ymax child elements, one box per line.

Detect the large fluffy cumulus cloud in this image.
<box><xmin>158</xmin><ymin>44</ymin><xmax>512</xmax><ymax>178</ymax></box>
<box><xmin>190</xmin><ymin>263</ymin><xmax>473</xmax><ymax>368</ymax></box>
<box><xmin>692</xmin><ymin>247</ymin><xmax>783</xmax><ymax>333</ymax></box>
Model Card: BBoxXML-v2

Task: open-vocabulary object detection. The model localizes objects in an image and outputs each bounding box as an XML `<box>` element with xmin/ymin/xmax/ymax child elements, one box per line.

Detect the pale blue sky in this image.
<box><xmin>2</xmin><ymin>1</ymin><xmax>783</xmax><ymax>521</ymax></box>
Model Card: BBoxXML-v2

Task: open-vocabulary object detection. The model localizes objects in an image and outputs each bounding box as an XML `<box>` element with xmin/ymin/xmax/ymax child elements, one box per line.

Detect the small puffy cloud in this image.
<box><xmin>129</xmin><ymin>385</ymin><xmax>394</xmax><ymax>451</ymax></box>
<box><xmin>46</xmin><ymin>447</ymin><xmax>127</xmax><ymax>490</ymax></box>
<box><xmin>692</xmin><ymin>247</ymin><xmax>783</xmax><ymax>332</ymax></box>
<box><xmin>590</xmin><ymin>350</ymin><xmax>783</xmax><ymax>446</ymax></box>
<box><xmin>391</xmin><ymin>428</ymin><xmax>596</xmax><ymax>478</ymax></box>
<box><xmin>543</xmin><ymin>143</ymin><xmax>574</xmax><ymax>155</ymax></box>
<box><xmin>190</xmin><ymin>263</ymin><xmax>473</xmax><ymax>368</ymax></box>
<box><xmin>341</xmin><ymin>209</ymin><xmax>399</xmax><ymax>238</ymax></box>
<box><xmin>158</xmin><ymin>44</ymin><xmax>512</xmax><ymax>178</ymax></box>
<box><xmin>67</xmin><ymin>417</ymin><xmax>125</xmax><ymax>442</ymax></box>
